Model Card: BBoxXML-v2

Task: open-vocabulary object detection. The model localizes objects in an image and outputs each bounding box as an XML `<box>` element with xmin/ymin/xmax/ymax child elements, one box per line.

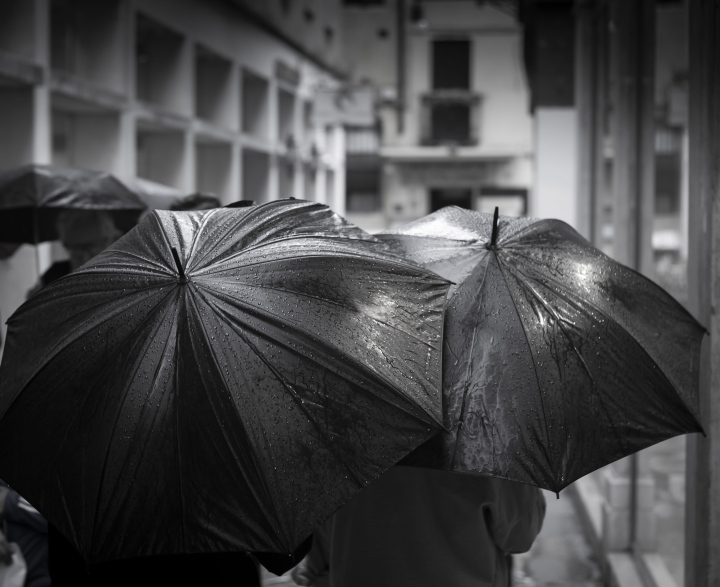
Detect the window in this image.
<box><xmin>432</xmin><ymin>39</ymin><xmax>471</xmax><ymax>91</ymax></box>
<box><xmin>422</xmin><ymin>38</ymin><xmax>479</xmax><ymax>145</ymax></box>
<box><xmin>430</xmin><ymin>189</ymin><xmax>472</xmax><ymax>212</ymax></box>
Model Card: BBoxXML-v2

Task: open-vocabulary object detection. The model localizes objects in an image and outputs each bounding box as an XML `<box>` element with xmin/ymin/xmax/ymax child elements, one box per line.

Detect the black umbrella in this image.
<box><xmin>0</xmin><ymin>199</ymin><xmax>449</xmax><ymax>570</ymax></box>
<box><xmin>0</xmin><ymin>164</ymin><xmax>146</xmax><ymax>243</ymax></box>
<box><xmin>378</xmin><ymin>206</ymin><xmax>705</xmax><ymax>494</ymax></box>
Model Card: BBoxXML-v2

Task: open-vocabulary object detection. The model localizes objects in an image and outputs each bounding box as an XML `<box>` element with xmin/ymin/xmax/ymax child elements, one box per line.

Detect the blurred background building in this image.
<box><xmin>0</xmin><ymin>0</ymin><xmax>347</xmax><ymax>349</ymax></box>
<box><xmin>340</xmin><ymin>0</ymin><xmax>532</xmax><ymax>233</ymax></box>
<box><xmin>2</xmin><ymin>1</ymin><xmax>717</xmax><ymax>587</ymax></box>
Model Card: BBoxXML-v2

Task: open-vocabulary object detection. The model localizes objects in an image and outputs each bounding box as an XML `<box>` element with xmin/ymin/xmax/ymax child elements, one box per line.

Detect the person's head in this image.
<box><xmin>170</xmin><ymin>193</ymin><xmax>221</xmax><ymax>212</ymax></box>
<box><xmin>56</xmin><ymin>210</ymin><xmax>122</xmax><ymax>270</ymax></box>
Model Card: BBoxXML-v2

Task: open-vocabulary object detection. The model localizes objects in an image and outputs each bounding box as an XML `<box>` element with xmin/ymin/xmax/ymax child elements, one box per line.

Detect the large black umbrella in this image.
<box><xmin>0</xmin><ymin>164</ymin><xmax>146</xmax><ymax>243</ymax></box>
<box><xmin>378</xmin><ymin>206</ymin><xmax>704</xmax><ymax>494</ymax></box>
<box><xmin>0</xmin><ymin>200</ymin><xmax>449</xmax><ymax>569</ymax></box>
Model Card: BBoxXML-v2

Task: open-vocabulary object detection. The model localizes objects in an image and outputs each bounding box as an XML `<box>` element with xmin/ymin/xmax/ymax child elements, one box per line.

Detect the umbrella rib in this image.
<box><xmin>88</xmin><ymin>290</ymin><xmax>183</xmax><ymax>552</ymax></box>
<box><xmin>501</xmin><ymin>260</ymin><xmax>629</xmax><ymax>467</ymax></box>
<box><xmin>208</xmin><ymin>279</ymin><xmax>438</xmax><ymax>348</ymax></box>
<box><xmin>507</xmin><ymin>258</ymin><xmax>693</xmax><ymax>437</ymax></box>
<box><xmin>27</xmin><ymin>288</ymin><xmax>177</xmax><ymax>559</ymax></box>
<box><xmin>195</xmin><ymin>241</ymin><xmax>436</xmax><ymax>280</ymax></box>
<box><xmin>198</xmin><ymin>285</ymin><xmax>441</xmax><ymax>426</ymax></box>
<box><xmin>449</xmin><ymin>257</ymin><xmax>492</xmax><ymax>470</ymax></box>
<box><xmin>183</xmin><ymin>287</ymin><xmax>290</xmax><ymax>537</ymax></box>
<box><xmin>191</xmin><ymin>286</ymin><xmax>369</xmax><ymax>491</ymax></box>
<box><xmin>56</xmin><ymin>475</ymin><xmax>82</xmax><ymax>556</ymax></box>
<box><xmin>95</xmin><ymin>250</ymin><xmax>176</xmax><ymax>277</ymax></box>
<box><xmin>1</xmin><ymin>283</ymin><xmax>175</xmax><ymax>422</ymax></box>
<box><xmin>174</xmin><ymin>302</ymin><xmax>188</xmax><ymax>552</ymax></box>
<box><xmin>492</xmin><ymin>253</ymin><xmax>556</xmax><ymax>473</ymax></box>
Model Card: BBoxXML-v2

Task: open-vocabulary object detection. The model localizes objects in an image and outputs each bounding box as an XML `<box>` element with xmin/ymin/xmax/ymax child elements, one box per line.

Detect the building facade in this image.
<box><xmin>0</xmin><ymin>0</ymin><xmax>347</xmax><ymax>354</ymax></box>
<box><xmin>340</xmin><ymin>0</ymin><xmax>533</xmax><ymax>233</ymax></box>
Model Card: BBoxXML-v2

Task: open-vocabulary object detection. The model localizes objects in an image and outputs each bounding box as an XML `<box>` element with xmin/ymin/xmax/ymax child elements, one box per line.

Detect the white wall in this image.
<box><xmin>533</xmin><ymin>108</ymin><xmax>578</xmax><ymax>226</ymax></box>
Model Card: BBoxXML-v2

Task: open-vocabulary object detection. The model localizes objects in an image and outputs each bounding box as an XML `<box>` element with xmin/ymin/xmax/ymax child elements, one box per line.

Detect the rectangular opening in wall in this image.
<box><xmin>136</xmin><ymin>14</ymin><xmax>187</xmax><ymax>113</ymax></box>
<box><xmin>430</xmin><ymin>188</ymin><xmax>472</xmax><ymax>212</ymax></box>
<box><xmin>50</xmin><ymin>0</ymin><xmax>124</xmax><ymax>92</ymax></box>
<box><xmin>0</xmin><ymin>87</ymin><xmax>35</xmax><ymax>169</ymax></box>
<box><xmin>0</xmin><ymin>1</ymin><xmax>36</xmax><ymax>60</ymax></box>
<box><xmin>241</xmin><ymin>70</ymin><xmax>269</xmax><ymax>139</ymax></box>
<box><xmin>278</xmin><ymin>88</ymin><xmax>295</xmax><ymax>145</ymax></box>
<box><xmin>278</xmin><ymin>157</ymin><xmax>295</xmax><ymax>199</ymax></box>
<box><xmin>196</xmin><ymin>139</ymin><xmax>232</xmax><ymax>203</ymax></box>
<box><xmin>51</xmin><ymin>95</ymin><xmax>121</xmax><ymax>171</ymax></box>
<box><xmin>136</xmin><ymin>124</ymin><xmax>186</xmax><ymax>189</ymax></box>
<box><xmin>432</xmin><ymin>39</ymin><xmax>471</xmax><ymax>90</ymax></box>
<box><xmin>326</xmin><ymin>170</ymin><xmax>336</xmax><ymax>209</ymax></box>
<box><xmin>346</xmin><ymin>155</ymin><xmax>381</xmax><ymax>212</ymax></box>
<box><xmin>242</xmin><ymin>148</ymin><xmax>270</xmax><ymax>203</ymax></box>
<box><xmin>195</xmin><ymin>45</ymin><xmax>232</xmax><ymax>127</ymax></box>
<box><xmin>303</xmin><ymin>101</ymin><xmax>314</xmax><ymax>149</ymax></box>
<box><xmin>303</xmin><ymin>164</ymin><xmax>315</xmax><ymax>200</ymax></box>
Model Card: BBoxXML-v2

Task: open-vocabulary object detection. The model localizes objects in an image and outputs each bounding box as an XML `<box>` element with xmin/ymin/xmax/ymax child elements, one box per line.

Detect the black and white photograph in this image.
<box><xmin>0</xmin><ymin>1</ymin><xmax>717</xmax><ymax>586</ymax></box>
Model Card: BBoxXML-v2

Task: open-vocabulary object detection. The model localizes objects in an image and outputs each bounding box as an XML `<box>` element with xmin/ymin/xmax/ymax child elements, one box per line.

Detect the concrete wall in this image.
<box><xmin>534</xmin><ymin>108</ymin><xmax>577</xmax><ymax>226</ymax></box>
<box><xmin>0</xmin><ymin>0</ymin><xmax>346</xmax><ymax>358</ymax></box>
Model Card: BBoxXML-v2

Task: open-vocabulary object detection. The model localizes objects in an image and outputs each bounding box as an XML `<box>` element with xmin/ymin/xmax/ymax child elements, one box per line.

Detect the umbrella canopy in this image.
<box><xmin>0</xmin><ymin>199</ymin><xmax>449</xmax><ymax>568</ymax></box>
<box><xmin>378</xmin><ymin>206</ymin><xmax>705</xmax><ymax>494</ymax></box>
<box><xmin>0</xmin><ymin>164</ymin><xmax>146</xmax><ymax>243</ymax></box>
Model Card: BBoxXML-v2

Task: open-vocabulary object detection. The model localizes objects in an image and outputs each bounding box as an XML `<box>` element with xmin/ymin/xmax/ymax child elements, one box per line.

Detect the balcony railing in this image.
<box><xmin>420</xmin><ymin>90</ymin><xmax>482</xmax><ymax>146</ymax></box>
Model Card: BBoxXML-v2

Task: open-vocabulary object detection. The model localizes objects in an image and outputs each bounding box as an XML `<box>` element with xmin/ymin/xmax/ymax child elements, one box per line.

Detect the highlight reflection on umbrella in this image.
<box><xmin>378</xmin><ymin>206</ymin><xmax>705</xmax><ymax>494</ymax></box>
<box><xmin>0</xmin><ymin>199</ymin><xmax>449</xmax><ymax>571</ymax></box>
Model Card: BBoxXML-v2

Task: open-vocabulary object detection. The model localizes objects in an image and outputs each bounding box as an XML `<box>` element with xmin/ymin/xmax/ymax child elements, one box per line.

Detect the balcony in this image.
<box><xmin>420</xmin><ymin>90</ymin><xmax>481</xmax><ymax>147</ymax></box>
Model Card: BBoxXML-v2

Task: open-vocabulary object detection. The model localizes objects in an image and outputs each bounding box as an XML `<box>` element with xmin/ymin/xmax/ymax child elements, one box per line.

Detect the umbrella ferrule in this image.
<box><xmin>487</xmin><ymin>206</ymin><xmax>500</xmax><ymax>250</ymax></box>
<box><xmin>171</xmin><ymin>247</ymin><xmax>188</xmax><ymax>284</ymax></box>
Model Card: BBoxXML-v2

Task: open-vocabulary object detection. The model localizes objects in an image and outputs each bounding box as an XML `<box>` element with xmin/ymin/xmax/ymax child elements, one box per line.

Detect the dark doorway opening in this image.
<box><xmin>430</xmin><ymin>188</ymin><xmax>472</xmax><ymax>212</ymax></box>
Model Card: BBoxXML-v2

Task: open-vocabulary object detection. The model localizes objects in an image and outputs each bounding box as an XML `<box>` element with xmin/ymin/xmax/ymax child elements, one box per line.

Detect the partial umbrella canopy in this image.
<box><xmin>378</xmin><ymin>206</ymin><xmax>705</xmax><ymax>494</ymax></box>
<box><xmin>0</xmin><ymin>164</ymin><xmax>146</xmax><ymax>243</ymax></box>
<box><xmin>0</xmin><ymin>199</ymin><xmax>449</xmax><ymax>570</ymax></box>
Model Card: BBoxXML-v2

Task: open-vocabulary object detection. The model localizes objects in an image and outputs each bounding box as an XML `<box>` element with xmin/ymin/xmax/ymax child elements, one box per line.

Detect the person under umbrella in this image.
<box><xmin>293</xmin><ymin>467</ymin><xmax>545</xmax><ymax>587</ymax></box>
<box><xmin>0</xmin><ymin>164</ymin><xmax>145</xmax><ymax>246</ymax></box>
<box><xmin>297</xmin><ymin>205</ymin><xmax>705</xmax><ymax>586</ymax></box>
<box><xmin>0</xmin><ymin>199</ymin><xmax>450</xmax><ymax>585</ymax></box>
<box><xmin>26</xmin><ymin>209</ymin><xmax>123</xmax><ymax>297</ymax></box>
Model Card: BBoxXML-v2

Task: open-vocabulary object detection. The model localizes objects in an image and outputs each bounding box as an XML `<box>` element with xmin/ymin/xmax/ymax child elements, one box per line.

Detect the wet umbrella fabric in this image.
<box><xmin>378</xmin><ymin>206</ymin><xmax>705</xmax><ymax>494</ymax></box>
<box><xmin>0</xmin><ymin>200</ymin><xmax>449</xmax><ymax>570</ymax></box>
<box><xmin>0</xmin><ymin>164</ymin><xmax>146</xmax><ymax>243</ymax></box>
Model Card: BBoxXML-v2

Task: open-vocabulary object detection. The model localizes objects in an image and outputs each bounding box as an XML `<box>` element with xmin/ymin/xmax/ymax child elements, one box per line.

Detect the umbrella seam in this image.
<box><xmin>197</xmin><ymin>278</ymin><xmax>442</xmax><ymax>349</ymax></box>
<box><xmin>195</xmin><ymin>283</ymin><xmax>443</xmax><ymax>427</ymax></box>
<box><xmin>186</xmin><ymin>285</ymin><xmax>290</xmax><ymax>545</ymax></box>
<box><xmin>0</xmin><ymin>282</ymin><xmax>175</xmax><ymax>420</ymax></box>
<box><xmin>191</xmin><ymin>284</ymin><xmax>380</xmax><ymax>491</ymax></box>
<box><xmin>492</xmin><ymin>251</ymin><xmax>557</xmax><ymax>486</ymax></box>
<box><xmin>505</xmin><ymin>255</ymin><xmax>703</xmax><ymax>427</ymax></box>
<box><xmin>449</xmin><ymin>254</ymin><xmax>492</xmax><ymax>471</ymax></box>
<box><xmin>88</xmin><ymin>289</ymin><xmax>182</xmax><ymax>556</ymax></box>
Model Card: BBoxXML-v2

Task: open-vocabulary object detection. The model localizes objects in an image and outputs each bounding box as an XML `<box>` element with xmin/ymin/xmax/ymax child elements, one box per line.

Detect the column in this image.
<box><xmin>603</xmin><ymin>0</ymin><xmax>657</xmax><ymax>552</ymax></box>
<box><xmin>685</xmin><ymin>1</ymin><xmax>720</xmax><ymax>585</ymax></box>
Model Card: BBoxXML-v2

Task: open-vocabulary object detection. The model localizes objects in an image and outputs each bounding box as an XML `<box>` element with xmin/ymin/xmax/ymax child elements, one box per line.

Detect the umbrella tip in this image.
<box><xmin>487</xmin><ymin>207</ymin><xmax>500</xmax><ymax>250</ymax></box>
<box><xmin>171</xmin><ymin>247</ymin><xmax>187</xmax><ymax>283</ymax></box>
